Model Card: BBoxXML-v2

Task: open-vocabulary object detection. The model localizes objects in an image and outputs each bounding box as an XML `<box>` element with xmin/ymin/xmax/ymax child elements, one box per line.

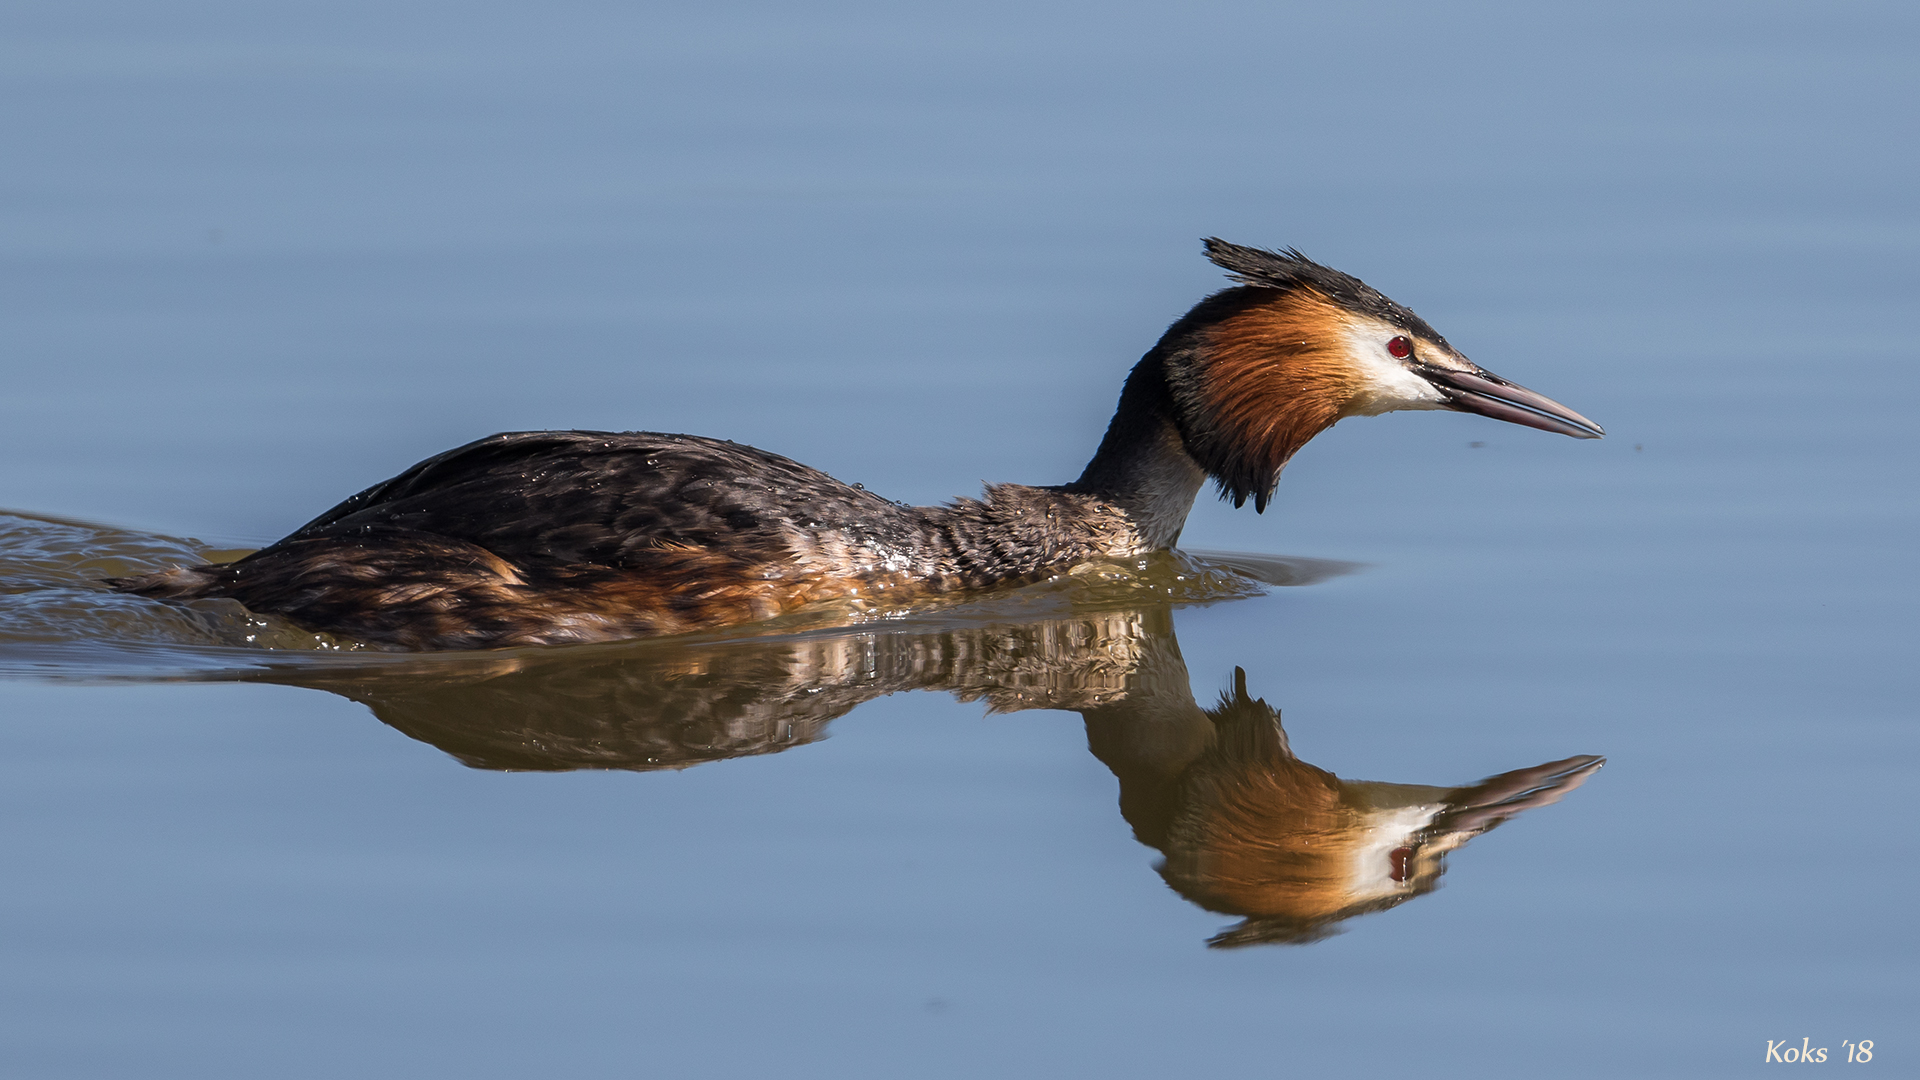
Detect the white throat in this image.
<box><xmin>1339</xmin><ymin>320</ymin><xmax>1449</xmax><ymax>417</ymax></box>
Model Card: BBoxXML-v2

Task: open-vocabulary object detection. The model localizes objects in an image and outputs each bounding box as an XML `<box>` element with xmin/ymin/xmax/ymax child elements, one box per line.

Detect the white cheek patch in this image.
<box><xmin>1339</xmin><ymin>322</ymin><xmax>1449</xmax><ymax>416</ymax></box>
<box><xmin>1344</xmin><ymin>804</ymin><xmax>1444</xmax><ymax>903</ymax></box>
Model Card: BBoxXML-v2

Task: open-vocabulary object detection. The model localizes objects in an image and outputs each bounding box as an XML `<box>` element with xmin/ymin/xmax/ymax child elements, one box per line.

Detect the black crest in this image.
<box><xmin>1201</xmin><ymin>238</ymin><xmax>1450</xmax><ymax>348</ymax></box>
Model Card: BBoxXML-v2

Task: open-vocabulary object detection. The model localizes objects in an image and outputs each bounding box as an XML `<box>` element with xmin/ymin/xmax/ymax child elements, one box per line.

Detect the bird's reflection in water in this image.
<box><xmin>260</xmin><ymin>604</ymin><xmax>1600</xmax><ymax>946</ymax></box>
<box><xmin>1086</xmin><ymin>666</ymin><xmax>1600</xmax><ymax>946</ymax></box>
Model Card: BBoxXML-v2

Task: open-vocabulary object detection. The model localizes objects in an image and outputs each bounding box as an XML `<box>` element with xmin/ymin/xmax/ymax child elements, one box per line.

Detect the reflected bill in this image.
<box><xmin>256</xmin><ymin>605</ymin><xmax>1601</xmax><ymax>947</ymax></box>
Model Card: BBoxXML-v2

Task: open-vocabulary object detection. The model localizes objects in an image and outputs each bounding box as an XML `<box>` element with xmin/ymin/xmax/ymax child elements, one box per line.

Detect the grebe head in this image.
<box><xmin>1157</xmin><ymin>239</ymin><xmax>1604</xmax><ymax>511</ymax></box>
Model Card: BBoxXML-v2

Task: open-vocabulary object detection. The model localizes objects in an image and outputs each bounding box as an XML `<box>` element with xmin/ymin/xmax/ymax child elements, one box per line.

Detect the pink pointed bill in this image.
<box><xmin>1418</xmin><ymin>365</ymin><xmax>1606</xmax><ymax>440</ymax></box>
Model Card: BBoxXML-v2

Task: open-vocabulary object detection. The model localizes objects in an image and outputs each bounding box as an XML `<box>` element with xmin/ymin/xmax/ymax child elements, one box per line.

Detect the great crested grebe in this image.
<box><xmin>110</xmin><ymin>239</ymin><xmax>1604</xmax><ymax>650</ymax></box>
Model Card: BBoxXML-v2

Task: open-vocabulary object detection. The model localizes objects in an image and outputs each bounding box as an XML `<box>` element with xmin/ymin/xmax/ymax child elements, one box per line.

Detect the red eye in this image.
<box><xmin>1387</xmin><ymin>336</ymin><xmax>1412</xmax><ymax>359</ymax></box>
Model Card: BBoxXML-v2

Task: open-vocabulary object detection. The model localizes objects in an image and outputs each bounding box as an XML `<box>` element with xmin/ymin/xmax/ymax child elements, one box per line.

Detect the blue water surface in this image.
<box><xmin>1</xmin><ymin>1</ymin><xmax>1915</xmax><ymax>1076</ymax></box>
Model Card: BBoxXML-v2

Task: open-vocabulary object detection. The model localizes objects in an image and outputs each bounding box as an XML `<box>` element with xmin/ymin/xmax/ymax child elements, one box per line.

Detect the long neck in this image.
<box><xmin>1068</xmin><ymin>353</ymin><xmax>1207</xmax><ymax>549</ymax></box>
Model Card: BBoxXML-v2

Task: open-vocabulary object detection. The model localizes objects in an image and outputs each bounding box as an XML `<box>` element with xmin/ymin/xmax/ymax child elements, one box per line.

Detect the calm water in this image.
<box><xmin>3</xmin><ymin>2</ymin><xmax>1916</xmax><ymax>1076</ymax></box>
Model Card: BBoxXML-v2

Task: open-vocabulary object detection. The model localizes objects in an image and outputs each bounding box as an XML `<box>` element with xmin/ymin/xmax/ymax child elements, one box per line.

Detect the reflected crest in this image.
<box><xmin>1</xmin><ymin>510</ymin><xmax>1601</xmax><ymax>947</ymax></box>
<box><xmin>253</xmin><ymin>606</ymin><xmax>1601</xmax><ymax>947</ymax></box>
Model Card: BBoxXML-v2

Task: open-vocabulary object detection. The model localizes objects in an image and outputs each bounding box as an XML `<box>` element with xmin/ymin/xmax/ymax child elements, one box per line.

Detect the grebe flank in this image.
<box><xmin>110</xmin><ymin>239</ymin><xmax>1604</xmax><ymax>650</ymax></box>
